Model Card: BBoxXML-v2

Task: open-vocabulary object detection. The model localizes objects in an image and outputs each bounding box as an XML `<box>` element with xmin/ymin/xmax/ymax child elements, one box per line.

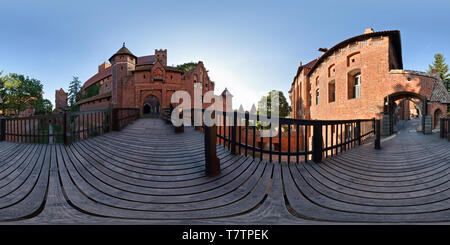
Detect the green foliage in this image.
<box><xmin>444</xmin><ymin>79</ymin><xmax>450</xmax><ymax>93</ymax></box>
<box><xmin>176</xmin><ymin>62</ymin><xmax>198</xmax><ymax>73</ymax></box>
<box><xmin>257</xmin><ymin>90</ymin><xmax>291</xmax><ymax>118</ymax></box>
<box><xmin>34</xmin><ymin>98</ymin><xmax>54</xmax><ymax>115</ymax></box>
<box><xmin>83</xmin><ymin>82</ymin><xmax>101</xmax><ymax>99</ymax></box>
<box><xmin>68</xmin><ymin>76</ymin><xmax>81</xmax><ymax>106</ymax></box>
<box><xmin>0</xmin><ymin>72</ymin><xmax>51</xmax><ymax>116</ymax></box>
<box><xmin>427</xmin><ymin>53</ymin><xmax>450</xmax><ymax>80</ymax></box>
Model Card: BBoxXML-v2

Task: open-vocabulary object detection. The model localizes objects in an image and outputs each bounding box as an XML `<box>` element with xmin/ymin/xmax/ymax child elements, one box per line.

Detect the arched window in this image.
<box><xmin>328</xmin><ymin>80</ymin><xmax>335</xmax><ymax>103</ymax></box>
<box><xmin>354</xmin><ymin>74</ymin><xmax>361</xmax><ymax>98</ymax></box>
<box><xmin>348</xmin><ymin>70</ymin><xmax>361</xmax><ymax>99</ymax></box>
<box><xmin>316</xmin><ymin>89</ymin><xmax>320</xmax><ymax>105</ymax></box>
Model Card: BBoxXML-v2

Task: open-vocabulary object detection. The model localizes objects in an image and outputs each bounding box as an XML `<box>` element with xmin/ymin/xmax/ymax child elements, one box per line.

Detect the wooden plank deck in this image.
<box><xmin>0</xmin><ymin>118</ymin><xmax>448</xmax><ymax>224</ymax></box>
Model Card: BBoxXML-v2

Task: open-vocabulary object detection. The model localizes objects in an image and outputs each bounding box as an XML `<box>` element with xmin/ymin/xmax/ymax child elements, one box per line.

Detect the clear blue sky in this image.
<box><xmin>0</xmin><ymin>0</ymin><xmax>449</xmax><ymax>110</ymax></box>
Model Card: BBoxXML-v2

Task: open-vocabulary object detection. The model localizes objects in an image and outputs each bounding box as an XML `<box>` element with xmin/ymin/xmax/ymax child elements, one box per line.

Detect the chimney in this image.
<box><xmin>431</xmin><ymin>68</ymin><xmax>438</xmax><ymax>74</ymax></box>
<box><xmin>98</xmin><ymin>62</ymin><xmax>111</xmax><ymax>72</ymax></box>
<box><xmin>318</xmin><ymin>48</ymin><xmax>328</xmax><ymax>55</ymax></box>
<box><xmin>364</xmin><ymin>28</ymin><xmax>374</xmax><ymax>34</ymax></box>
<box><xmin>300</xmin><ymin>61</ymin><xmax>303</xmax><ymax>66</ymax></box>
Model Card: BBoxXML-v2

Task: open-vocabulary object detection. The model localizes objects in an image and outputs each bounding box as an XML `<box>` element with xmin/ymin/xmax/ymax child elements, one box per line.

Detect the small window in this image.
<box><xmin>328</xmin><ymin>81</ymin><xmax>335</xmax><ymax>103</ymax></box>
<box><xmin>354</xmin><ymin>74</ymin><xmax>361</xmax><ymax>98</ymax></box>
<box><xmin>348</xmin><ymin>71</ymin><xmax>361</xmax><ymax>99</ymax></box>
<box><xmin>328</xmin><ymin>64</ymin><xmax>335</xmax><ymax>77</ymax></box>
<box><xmin>144</xmin><ymin>75</ymin><xmax>146</xmax><ymax>79</ymax></box>
<box><xmin>170</xmin><ymin>75</ymin><xmax>173</xmax><ymax>80</ymax></box>
<box><xmin>316</xmin><ymin>89</ymin><xmax>320</xmax><ymax>105</ymax></box>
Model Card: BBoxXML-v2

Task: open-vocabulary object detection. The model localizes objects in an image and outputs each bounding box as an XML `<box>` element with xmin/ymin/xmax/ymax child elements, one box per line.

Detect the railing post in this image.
<box><xmin>204</xmin><ymin>124</ymin><xmax>221</xmax><ymax>176</ymax></box>
<box><xmin>231</xmin><ymin>111</ymin><xmax>237</xmax><ymax>154</ymax></box>
<box><xmin>175</xmin><ymin>110</ymin><xmax>184</xmax><ymax>133</ymax></box>
<box><xmin>375</xmin><ymin>119</ymin><xmax>381</xmax><ymax>149</ymax></box>
<box><xmin>63</xmin><ymin>111</ymin><xmax>71</xmax><ymax>145</ymax></box>
<box><xmin>0</xmin><ymin>117</ymin><xmax>5</xmax><ymax>141</ymax></box>
<box><xmin>356</xmin><ymin>121</ymin><xmax>361</xmax><ymax>145</ymax></box>
<box><xmin>440</xmin><ymin>118</ymin><xmax>445</xmax><ymax>138</ymax></box>
<box><xmin>312</xmin><ymin>122</ymin><xmax>323</xmax><ymax>163</ymax></box>
<box><xmin>447</xmin><ymin>119</ymin><xmax>450</xmax><ymax>142</ymax></box>
<box><xmin>111</xmin><ymin>108</ymin><xmax>120</xmax><ymax>131</ymax></box>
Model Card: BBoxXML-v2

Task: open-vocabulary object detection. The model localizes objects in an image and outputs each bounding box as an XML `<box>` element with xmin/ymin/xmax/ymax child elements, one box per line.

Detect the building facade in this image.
<box><xmin>55</xmin><ymin>88</ymin><xmax>68</xmax><ymax>113</ymax></box>
<box><xmin>75</xmin><ymin>45</ymin><xmax>222</xmax><ymax>116</ymax></box>
<box><xmin>289</xmin><ymin>28</ymin><xmax>450</xmax><ymax>134</ymax></box>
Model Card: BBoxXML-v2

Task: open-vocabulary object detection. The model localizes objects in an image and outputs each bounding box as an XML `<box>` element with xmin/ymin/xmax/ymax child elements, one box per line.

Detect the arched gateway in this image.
<box><xmin>142</xmin><ymin>95</ymin><xmax>160</xmax><ymax>116</ymax></box>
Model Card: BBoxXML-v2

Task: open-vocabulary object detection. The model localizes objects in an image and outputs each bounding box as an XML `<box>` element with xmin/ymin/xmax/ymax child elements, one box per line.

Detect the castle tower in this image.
<box><xmin>221</xmin><ymin>88</ymin><xmax>233</xmax><ymax>112</ymax></box>
<box><xmin>55</xmin><ymin>88</ymin><xmax>68</xmax><ymax>113</ymax></box>
<box><xmin>109</xmin><ymin>43</ymin><xmax>137</xmax><ymax>107</ymax></box>
<box><xmin>155</xmin><ymin>49</ymin><xmax>167</xmax><ymax>66</ymax></box>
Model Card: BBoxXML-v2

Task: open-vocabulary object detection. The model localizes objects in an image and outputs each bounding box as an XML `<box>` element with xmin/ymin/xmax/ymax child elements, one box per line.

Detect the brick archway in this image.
<box><xmin>433</xmin><ymin>108</ymin><xmax>443</xmax><ymax>129</ymax></box>
<box><xmin>140</xmin><ymin>91</ymin><xmax>162</xmax><ymax>117</ymax></box>
<box><xmin>383</xmin><ymin>91</ymin><xmax>427</xmax><ymax>135</ymax></box>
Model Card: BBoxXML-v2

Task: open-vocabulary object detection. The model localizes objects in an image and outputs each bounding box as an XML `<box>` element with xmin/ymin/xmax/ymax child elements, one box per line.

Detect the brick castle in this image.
<box><xmin>55</xmin><ymin>44</ymin><xmax>231</xmax><ymax>116</ymax></box>
<box><xmin>289</xmin><ymin>28</ymin><xmax>449</xmax><ymax>134</ymax></box>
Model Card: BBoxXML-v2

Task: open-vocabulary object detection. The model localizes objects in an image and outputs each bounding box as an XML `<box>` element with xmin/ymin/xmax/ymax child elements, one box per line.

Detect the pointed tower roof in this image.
<box><xmin>221</xmin><ymin>88</ymin><xmax>233</xmax><ymax>97</ymax></box>
<box><xmin>109</xmin><ymin>43</ymin><xmax>137</xmax><ymax>62</ymax></box>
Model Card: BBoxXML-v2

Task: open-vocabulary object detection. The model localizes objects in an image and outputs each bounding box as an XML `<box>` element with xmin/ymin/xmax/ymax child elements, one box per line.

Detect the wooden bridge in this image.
<box><xmin>0</xmin><ymin>115</ymin><xmax>448</xmax><ymax>224</ymax></box>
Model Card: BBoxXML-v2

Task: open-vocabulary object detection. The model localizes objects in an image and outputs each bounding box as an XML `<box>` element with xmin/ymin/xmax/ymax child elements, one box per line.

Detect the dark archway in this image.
<box><xmin>142</xmin><ymin>95</ymin><xmax>160</xmax><ymax>116</ymax></box>
<box><xmin>434</xmin><ymin>109</ymin><xmax>442</xmax><ymax>129</ymax></box>
<box><xmin>383</xmin><ymin>91</ymin><xmax>427</xmax><ymax>135</ymax></box>
<box><xmin>143</xmin><ymin>104</ymin><xmax>151</xmax><ymax>114</ymax></box>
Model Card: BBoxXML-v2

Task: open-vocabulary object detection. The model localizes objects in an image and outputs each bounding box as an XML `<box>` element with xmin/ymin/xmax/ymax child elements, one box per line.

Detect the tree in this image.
<box><xmin>0</xmin><ymin>71</ymin><xmax>7</xmax><ymax>113</ymax></box>
<box><xmin>68</xmin><ymin>76</ymin><xmax>81</xmax><ymax>107</ymax></box>
<box><xmin>176</xmin><ymin>62</ymin><xmax>198</xmax><ymax>73</ymax></box>
<box><xmin>444</xmin><ymin>79</ymin><xmax>450</xmax><ymax>93</ymax></box>
<box><xmin>427</xmin><ymin>53</ymin><xmax>450</xmax><ymax>80</ymax></box>
<box><xmin>1</xmin><ymin>73</ymin><xmax>48</xmax><ymax>116</ymax></box>
<box><xmin>34</xmin><ymin>98</ymin><xmax>53</xmax><ymax>115</ymax></box>
<box><xmin>257</xmin><ymin>90</ymin><xmax>291</xmax><ymax>118</ymax></box>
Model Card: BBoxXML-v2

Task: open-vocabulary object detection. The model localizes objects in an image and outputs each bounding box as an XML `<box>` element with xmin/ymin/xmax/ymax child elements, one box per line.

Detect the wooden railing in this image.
<box><xmin>189</xmin><ymin>108</ymin><xmax>380</xmax><ymax>164</ymax></box>
<box><xmin>0</xmin><ymin>108</ymin><xmax>140</xmax><ymax>145</ymax></box>
<box><xmin>162</xmin><ymin>107</ymin><xmax>184</xmax><ymax>133</ymax></box>
<box><xmin>440</xmin><ymin>118</ymin><xmax>450</xmax><ymax>141</ymax></box>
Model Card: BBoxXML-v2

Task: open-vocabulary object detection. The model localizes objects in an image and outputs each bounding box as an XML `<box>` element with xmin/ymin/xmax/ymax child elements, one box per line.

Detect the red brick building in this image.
<box><xmin>76</xmin><ymin>44</ymin><xmax>219</xmax><ymax>116</ymax></box>
<box><xmin>289</xmin><ymin>28</ymin><xmax>450</xmax><ymax>135</ymax></box>
<box><xmin>55</xmin><ymin>88</ymin><xmax>68</xmax><ymax>113</ymax></box>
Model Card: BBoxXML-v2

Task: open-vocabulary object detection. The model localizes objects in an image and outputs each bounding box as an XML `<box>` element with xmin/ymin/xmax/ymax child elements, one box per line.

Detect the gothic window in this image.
<box><xmin>348</xmin><ymin>70</ymin><xmax>361</xmax><ymax>99</ymax></box>
<box><xmin>354</xmin><ymin>74</ymin><xmax>361</xmax><ymax>99</ymax></box>
<box><xmin>316</xmin><ymin>89</ymin><xmax>320</xmax><ymax>105</ymax></box>
<box><xmin>328</xmin><ymin>64</ymin><xmax>335</xmax><ymax>77</ymax></box>
<box><xmin>328</xmin><ymin>80</ymin><xmax>335</xmax><ymax>103</ymax></box>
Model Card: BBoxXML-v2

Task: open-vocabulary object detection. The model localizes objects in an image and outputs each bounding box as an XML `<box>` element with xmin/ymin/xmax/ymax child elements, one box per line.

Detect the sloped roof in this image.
<box><xmin>137</xmin><ymin>55</ymin><xmax>155</xmax><ymax>65</ymax></box>
<box><xmin>76</xmin><ymin>92</ymin><xmax>111</xmax><ymax>106</ymax></box>
<box><xmin>82</xmin><ymin>66</ymin><xmax>112</xmax><ymax>89</ymax></box>
<box><xmin>221</xmin><ymin>88</ymin><xmax>233</xmax><ymax>97</ymax></box>
<box><xmin>430</xmin><ymin>79</ymin><xmax>450</xmax><ymax>104</ymax></box>
<box><xmin>307</xmin><ymin>30</ymin><xmax>402</xmax><ymax>76</ymax></box>
<box><xmin>291</xmin><ymin>58</ymin><xmax>318</xmax><ymax>85</ymax></box>
<box><xmin>132</xmin><ymin>64</ymin><xmax>183</xmax><ymax>73</ymax></box>
<box><xmin>109</xmin><ymin>45</ymin><xmax>137</xmax><ymax>61</ymax></box>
